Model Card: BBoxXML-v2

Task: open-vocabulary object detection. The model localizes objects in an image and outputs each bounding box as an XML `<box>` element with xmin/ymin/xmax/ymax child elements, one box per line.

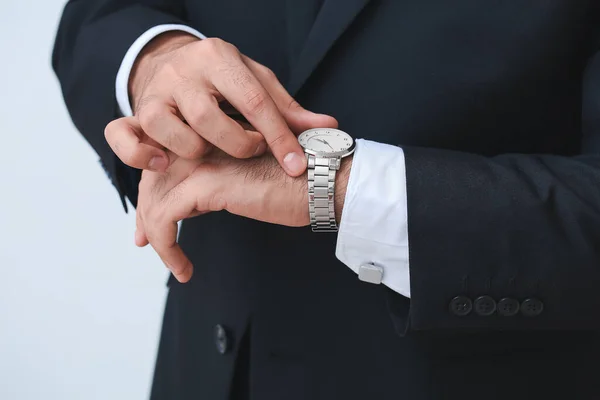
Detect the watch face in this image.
<box><xmin>297</xmin><ymin>128</ymin><xmax>355</xmax><ymax>157</ymax></box>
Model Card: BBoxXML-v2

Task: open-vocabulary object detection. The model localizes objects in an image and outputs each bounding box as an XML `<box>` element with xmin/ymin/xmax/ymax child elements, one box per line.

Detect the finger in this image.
<box><xmin>188</xmin><ymin>210</ymin><xmax>209</xmax><ymax>218</ymax></box>
<box><xmin>209</xmin><ymin>55</ymin><xmax>306</xmax><ymax>176</ymax></box>
<box><xmin>228</xmin><ymin>118</ymin><xmax>265</xmax><ymax>155</ymax></box>
<box><xmin>243</xmin><ymin>56</ymin><xmax>339</xmax><ymax>133</ymax></box>
<box><xmin>149</xmin><ymin>170</ymin><xmax>224</xmax><ymax>283</ymax></box>
<box><xmin>135</xmin><ymin>208</ymin><xmax>149</xmax><ymax>247</ymax></box>
<box><xmin>161</xmin><ymin>171</ymin><xmax>223</xmax><ymax>218</ymax></box>
<box><xmin>175</xmin><ymin>90</ymin><xmax>267</xmax><ymax>159</ymax></box>
<box><xmin>137</xmin><ymin>156</ymin><xmax>203</xmax><ymax>250</ymax></box>
<box><xmin>137</xmin><ymin>101</ymin><xmax>211</xmax><ymax>160</ymax></box>
<box><xmin>145</xmin><ymin>177</ymin><xmax>201</xmax><ymax>283</ymax></box>
<box><xmin>105</xmin><ymin>117</ymin><xmax>170</xmax><ymax>171</ymax></box>
<box><xmin>148</xmin><ymin>219</ymin><xmax>194</xmax><ymax>283</ymax></box>
<box><xmin>163</xmin><ymin>155</ymin><xmax>209</xmax><ymax>191</ymax></box>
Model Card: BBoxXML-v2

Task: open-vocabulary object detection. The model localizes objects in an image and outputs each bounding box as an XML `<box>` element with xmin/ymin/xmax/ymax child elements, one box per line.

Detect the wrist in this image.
<box><xmin>129</xmin><ymin>31</ymin><xmax>199</xmax><ymax>112</ymax></box>
<box><xmin>300</xmin><ymin>154</ymin><xmax>352</xmax><ymax>227</ymax></box>
<box><xmin>335</xmin><ymin>155</ymin><xmax>352</xmax><ymax>225</ymax></box>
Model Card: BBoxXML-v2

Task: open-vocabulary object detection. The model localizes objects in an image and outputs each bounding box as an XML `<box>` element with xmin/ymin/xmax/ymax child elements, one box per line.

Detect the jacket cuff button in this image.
<box><xmin>521</xmin><ymin>298</ymin><xmax>544</xmax><ymax>317</ymax></box>
<box><xmin>449</xmin><ymin>295</ymin><xmax>473</xmax><ymax>316</ymax></box>
<box><xmin>474</xmin><ymin>296</ymin><xmax>497</xmax><ymax>316</ymax></box>
<box><xmin>497</xmin><ymin>298</ymin><xmax>520</xmax><ymax>316</ymax></box>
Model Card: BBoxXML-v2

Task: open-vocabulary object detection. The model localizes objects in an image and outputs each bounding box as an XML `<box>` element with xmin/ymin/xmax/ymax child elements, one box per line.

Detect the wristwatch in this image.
<box><xmin>297</xmin><ymin>128</ymin><xmax>355</xmax><ymax>232</ymax></box>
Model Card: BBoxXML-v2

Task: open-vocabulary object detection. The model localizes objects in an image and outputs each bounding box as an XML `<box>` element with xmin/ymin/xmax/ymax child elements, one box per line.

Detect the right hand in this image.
<box><xmin>105</xmin><ymin>32</ymin><xmax>338</xmax><ymax>176</ymax></box>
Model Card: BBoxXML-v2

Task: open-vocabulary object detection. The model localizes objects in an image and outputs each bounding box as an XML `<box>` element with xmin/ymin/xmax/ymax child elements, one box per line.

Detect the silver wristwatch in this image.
<box><xmin>298</xmin><ymin>128</ymin><xmax>355</xmax><ymax>232</ymax></box>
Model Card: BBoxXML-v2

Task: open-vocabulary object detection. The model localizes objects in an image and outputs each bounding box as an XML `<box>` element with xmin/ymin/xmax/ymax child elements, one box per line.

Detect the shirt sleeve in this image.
<box><xmin>115</xmin><ymin>24</ymin><xmax>206</xmax><ymax>117</ymax></box>
<box><xmin>335</xmin><ymin>139</ymin><xmax>411</xmax><ymax>298</ymax></box>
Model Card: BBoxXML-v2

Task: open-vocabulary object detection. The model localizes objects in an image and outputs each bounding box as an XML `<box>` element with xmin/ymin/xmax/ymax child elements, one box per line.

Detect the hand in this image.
<box><xmin>104</xmin><ymin>32</ymin><xmax>337</xmax><ymax>176</ymax></box>
<box><xmin>136</xmin><ymin>141</ymin><xmax>352</xmax><ymax>283</ymax></box>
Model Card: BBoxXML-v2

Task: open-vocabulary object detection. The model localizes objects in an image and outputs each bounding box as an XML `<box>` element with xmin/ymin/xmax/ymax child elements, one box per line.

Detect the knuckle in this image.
<box><xmin>207</xmin><ymin>192</ymin><xmax>227</xmax><ymax>212</ymax></box>
<box><xmin>137</xmin><ymin>102</ymin><xmax>163</xmax><ymax>130</ymax></box>
<box><xmin>243</xmin><ymin>88</ymin><xmax>267</xmax><ymax>115</ymax></box>
<box><xmin>286</xmin><ymin>99</ymin><xmax>303</xmax><ymax>112</ymax></box>
<box><xmin>217</xmin><ymin>38</ymin><xmax>238</xmax><ymax>54</ymax></box>
<box><xmin>202</xmin><ymin>37</ymin><xmax>222</xmax><ymax>48</ymax></box>
<box><xmin>268</xmin><ymin>132</ymin><xmax>288</xmax><ymax>148</ymax></box>
<box><xmin>187</xmin><ymin>104</ymin><xmax>212</xmax><ymax>127</ymax></box>
<box><xmin>260</xmin><ymin>65</ymin><xmax>277</xmax><ymax>80</ymax></box>
<box><xmin>200</xmin><ymin>37</ymin><xmax>230</xmax><ymax>57</ymax></box>
<box><xmin>134</xmin><ymin>95</ymin><xmax>157</xmax><ymax>116</ymax></box>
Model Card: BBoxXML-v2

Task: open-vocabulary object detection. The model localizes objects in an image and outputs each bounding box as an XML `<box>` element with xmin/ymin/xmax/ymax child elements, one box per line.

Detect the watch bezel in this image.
<box><xmin>298</xmin><ymin>128</ymin><xmax>356</xmax><ymax>158</ymax></box>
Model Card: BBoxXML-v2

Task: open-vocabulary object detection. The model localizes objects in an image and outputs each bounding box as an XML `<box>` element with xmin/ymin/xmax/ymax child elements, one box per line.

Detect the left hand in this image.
<box><xmin>136</xmin><ymin>148</ymin><xmax>351</xmax><ymax>282</ymax></box>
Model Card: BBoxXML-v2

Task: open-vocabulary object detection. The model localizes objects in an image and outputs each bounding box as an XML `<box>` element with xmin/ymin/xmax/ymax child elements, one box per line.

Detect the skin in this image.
<box><xmin>132</xmin><ymin>122</ymin><xmax>353</xmax><ymax>283</ymax></box>
<box><xmin>103</xmin><ymin>33</ymin><xmax>348</xmax><ymax>281</ymax></box>
<box><xmin>104</xmin><ymin>32</ymin><xmax>338</xmax><ymax>176</ymax></box>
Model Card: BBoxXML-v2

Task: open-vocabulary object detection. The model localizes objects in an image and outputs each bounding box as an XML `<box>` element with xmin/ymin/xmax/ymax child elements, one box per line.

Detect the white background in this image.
<box><xmin>0</xmin><ymin>1</ymin><xmax>168</xmax><ymax>399</ymax></box>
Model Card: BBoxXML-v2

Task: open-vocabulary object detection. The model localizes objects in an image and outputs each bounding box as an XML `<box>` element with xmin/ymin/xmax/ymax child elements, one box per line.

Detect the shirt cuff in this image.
<box><xmin>115</xmin><ymin>24</ymin><xmax>206</xmax><ymax>117</ymax></box>
<box><xmin>335</xmin><ymin>139</ymin><xmax>411</xmax><ymax>298</ymax></box>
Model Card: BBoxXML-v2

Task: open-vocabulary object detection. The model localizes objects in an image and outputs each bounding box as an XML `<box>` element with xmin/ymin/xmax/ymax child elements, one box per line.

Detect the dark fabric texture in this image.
<box><xmin>53</xmin><ymin>0</ymin><xmax>600</xmax><ymax>399</ymax></box>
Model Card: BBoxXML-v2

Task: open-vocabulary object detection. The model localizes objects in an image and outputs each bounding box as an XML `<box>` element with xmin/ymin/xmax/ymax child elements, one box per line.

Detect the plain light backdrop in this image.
<box><xmin>0</xmin><ymin>1</ymin><xmax>168</xmax><ymax>399</ymax></box>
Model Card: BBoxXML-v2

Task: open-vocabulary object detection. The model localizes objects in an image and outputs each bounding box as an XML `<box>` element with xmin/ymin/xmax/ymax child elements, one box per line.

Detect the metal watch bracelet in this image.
<box><xmin>307</xmin><ymin>154</ymin><xmax>340</xmax><ymax>232</ymax></box>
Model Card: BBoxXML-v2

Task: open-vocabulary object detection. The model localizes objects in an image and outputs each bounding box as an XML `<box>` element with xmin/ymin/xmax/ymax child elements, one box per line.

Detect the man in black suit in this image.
<box><xmin>53</xmin><ymin>1</ymin><xmax>600</xmax><ymax>399</ymax></box>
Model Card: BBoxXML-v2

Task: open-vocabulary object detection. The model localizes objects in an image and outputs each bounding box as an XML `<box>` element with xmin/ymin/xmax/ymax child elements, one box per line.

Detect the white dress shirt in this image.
<box><xmin>116</xmin><ymin>26</ymin><xmax>411</xmax><ymax>298</ymax></box>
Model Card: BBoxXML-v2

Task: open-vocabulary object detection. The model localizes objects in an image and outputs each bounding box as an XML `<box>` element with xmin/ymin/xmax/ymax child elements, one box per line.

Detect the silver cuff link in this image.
<box><xmin>358</xmin><ymin>263</ymin><xmax>384</xmax><ymax>284</ymax></box>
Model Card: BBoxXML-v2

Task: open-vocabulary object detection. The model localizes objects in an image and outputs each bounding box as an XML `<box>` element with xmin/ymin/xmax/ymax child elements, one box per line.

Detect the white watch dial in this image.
<box><xmin>298</xmin><ymin>128</ymin><xmax>355</xmax><ymax>156</ymax></box>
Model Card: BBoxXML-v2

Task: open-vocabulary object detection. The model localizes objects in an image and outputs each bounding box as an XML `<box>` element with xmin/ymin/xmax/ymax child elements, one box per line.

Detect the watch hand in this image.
<box><xmin>322</xmin><ymin>140</ymin><xmax>334</xmax><ymax>150</ymax></box>
<box><xmin>313</xmin><ymin>137</ymin><xmax>335</xmax><ymax>150</ymax></box>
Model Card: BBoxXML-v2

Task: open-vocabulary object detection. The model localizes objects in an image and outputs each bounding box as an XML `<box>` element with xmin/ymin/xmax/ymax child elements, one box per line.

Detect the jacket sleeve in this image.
<box><xmin>387</xmin><ymin>48</ymin><xmax>600</xmax><ymax>334</ymax></box>
<box><xmin>52</xmin><ymin>0</ymin><xmax>189</xmax><ymax>210</ymax></box>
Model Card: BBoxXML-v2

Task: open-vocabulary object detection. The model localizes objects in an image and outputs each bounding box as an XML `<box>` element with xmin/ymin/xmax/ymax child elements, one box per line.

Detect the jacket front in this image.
<box><xmin>53</xmin><ymin>1</ymin><xmax>600</xmax><ymax>399</ymax></box>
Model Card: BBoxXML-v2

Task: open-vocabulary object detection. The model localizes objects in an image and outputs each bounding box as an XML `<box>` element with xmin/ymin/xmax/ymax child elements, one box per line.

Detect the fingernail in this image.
<box><xmin>148</xmin><ymin>156</ymin><xmax>167</xmax><ymax>171</ymax></box>
<box><xmin>283</xmin><ymin>152</ymin><xmax>306</xmax><ymax>175</ymax></box>
<box><xmin>253</xmin><ymin>142</ymin><xmax>266</xmax><ymax>157</ymax></box>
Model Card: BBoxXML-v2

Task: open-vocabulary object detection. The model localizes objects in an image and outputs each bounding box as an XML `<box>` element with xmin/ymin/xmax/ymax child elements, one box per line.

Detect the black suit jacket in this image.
<box><xmin>53</xmin><ymin>1</ymin><xmax>600</xmax><ymax>399</ymax></box>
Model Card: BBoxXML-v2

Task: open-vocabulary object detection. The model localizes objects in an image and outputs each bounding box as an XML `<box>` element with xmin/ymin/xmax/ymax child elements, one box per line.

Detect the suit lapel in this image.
<box><xmin>285</xmin><ymin>0</ymin><xmax>325</xmax><ymax>68</ymax></box>
<box><xmin>287</xmin><ymin>0</ymin><xmax>372</xmax><ymax>96</ymax></box>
